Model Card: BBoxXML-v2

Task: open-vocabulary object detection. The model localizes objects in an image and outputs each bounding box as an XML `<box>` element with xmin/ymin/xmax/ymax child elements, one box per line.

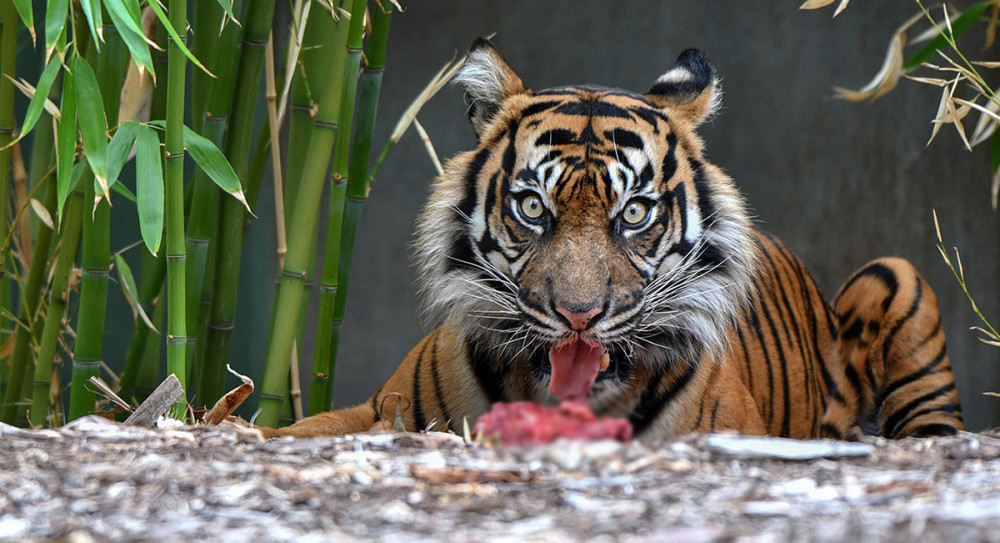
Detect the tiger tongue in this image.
<box><xmin>548</xmin><ymin>338</ymin><xmax>606</xmax><ymax>401</ymax></box>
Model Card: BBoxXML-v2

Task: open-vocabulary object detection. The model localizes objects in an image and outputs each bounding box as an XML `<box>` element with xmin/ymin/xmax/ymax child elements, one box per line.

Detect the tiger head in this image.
<box><xmin>416</xmin><ymin>39</ymin><xmax>758</xmax><ymax>404</ymax></box>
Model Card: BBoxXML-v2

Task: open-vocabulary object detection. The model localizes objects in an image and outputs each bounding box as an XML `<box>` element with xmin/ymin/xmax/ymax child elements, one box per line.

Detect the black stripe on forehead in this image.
<box><xmin>535</xmin><ymin>129</ymin><xmax>577</xmax><ymax>147</ymax></box>
<box><xmin>554</xmin><ymin>99</ymin><xmax>633</xmax><ymax>120</ymax></box>
<box><xmin>603</xmin><ymin>128</ymin><xmax>644</xmax><ymax>150</ymax></box>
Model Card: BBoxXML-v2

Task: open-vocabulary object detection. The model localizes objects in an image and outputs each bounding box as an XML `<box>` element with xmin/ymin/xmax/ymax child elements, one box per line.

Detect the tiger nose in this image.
<box><xmin>556</xmin><ymin>306</ymin><xmax>603</xmax><ymax>331</ymax></box>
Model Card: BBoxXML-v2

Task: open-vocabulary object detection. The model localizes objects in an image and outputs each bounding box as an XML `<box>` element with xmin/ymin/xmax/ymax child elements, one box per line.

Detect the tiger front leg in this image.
<box><xmin>256</xmin><ymin>402</ymin><xmax>381</xmax><ymax>438</ymax></box>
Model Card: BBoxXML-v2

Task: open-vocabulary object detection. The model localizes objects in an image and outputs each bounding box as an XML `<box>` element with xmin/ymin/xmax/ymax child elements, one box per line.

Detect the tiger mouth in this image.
<box><xmin>545</xmin><ymin>336</ymin><xmax>614</xmax><ymax>401</ymax></box>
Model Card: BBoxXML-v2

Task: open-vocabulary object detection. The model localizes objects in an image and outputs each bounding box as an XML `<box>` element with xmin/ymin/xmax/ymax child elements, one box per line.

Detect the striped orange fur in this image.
<box><xmin>260</xmin><ymin>40</ymin><xmax>962</xmax><ymax>441</ymax></box>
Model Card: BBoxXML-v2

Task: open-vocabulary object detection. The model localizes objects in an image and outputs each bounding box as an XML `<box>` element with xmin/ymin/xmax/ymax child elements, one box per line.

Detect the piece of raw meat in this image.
<box><xmin>474</xmin><ymin>401</ymin><xmax>632</xmax><ymax>446</ymax></box>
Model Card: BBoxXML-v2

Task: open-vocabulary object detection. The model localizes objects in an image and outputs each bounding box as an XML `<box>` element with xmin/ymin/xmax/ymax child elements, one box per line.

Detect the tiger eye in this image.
<box><xmin>622</xmin><ymin>200</ymin><xmax>649</xmax><ymax>226</ymax></box>
<box><xmin>520</xmin><ymin>194</ymin><xmax>545</xmax><ymax>220</ymax></box>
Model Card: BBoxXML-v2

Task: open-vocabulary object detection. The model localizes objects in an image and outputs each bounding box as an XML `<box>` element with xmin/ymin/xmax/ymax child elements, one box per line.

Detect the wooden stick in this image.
<box><xmin>123</xmin><ymin>374</ymin><xmax>183</xmax><ymax>427</ymax></box>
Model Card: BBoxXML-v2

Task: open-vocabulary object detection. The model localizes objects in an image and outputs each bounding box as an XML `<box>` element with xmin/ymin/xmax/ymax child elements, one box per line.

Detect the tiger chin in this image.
<box><xmin>259</xmin><ymin>39</ymin><xmax>963</xmax><ymax>441</ymax></box>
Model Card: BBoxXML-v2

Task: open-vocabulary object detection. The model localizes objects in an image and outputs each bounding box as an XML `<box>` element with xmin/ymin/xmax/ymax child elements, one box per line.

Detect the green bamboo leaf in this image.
<box><xmin>45</xmin><ymin>0</ymin><xmax>69</xmax><ymax>59</ymax></box>
<box><xmin>904</xmin><ymin>1</ymin><xmax>991</xmax><ymax>71</ymax></box>
<box><xmin>56</xmin><ymin>66</ymin><xmax>77</xmax><ymax>222</ymax></box>
<box><xmin>147</xmin><ymin>0</ymin><xmax>215</xmax><ymax>77</ymax></box>
<box><xmin>115</xmin><ymin>254</ymin><xmax>158</xmax><ymax>332</ymax></box>
<box><xmin>80</xmin><ymin>0</ymin><xmax>105</xmax><ymax>50</ymax></box>
<box><xmin>73</xmin><ymin>55</ymin><xmax>111</xmax><ymax>203</ymax></box>
<box><xmin>135</xmin><ymin>124</ymin><xmax>164</xmax><ymax>254</ymax></box>
<box><xmin>181</xmin><ymin>125</ymin><xmax>252</xmax><ymax>214</ymax></box>
<box><xmin>112</xmin><ymin>180</ymin><xmax>137</xmax><ymax>203</ymax></box>
<box><xmin>5</xmin><ymin>57</ymin><xmax>62</xmax><ymax>149</ymax></box>
<box><xmin>13</xmin><ymin>0</ymin><xmax>34</xmax><ymax>44</ymax></box>
<box><xmin>214</xmin><ymin>0</ymin><xmax>238</xmax><ymax>24</ymax></box>
<box><xmin>107</xmin><ymin>121</ymin><xmax>141</xmax><ymax>188</ymax></box>
<box><xmin>104</xmin><ymin>0</ymin><xmax>156</xmax><ymax>81</ymax></box>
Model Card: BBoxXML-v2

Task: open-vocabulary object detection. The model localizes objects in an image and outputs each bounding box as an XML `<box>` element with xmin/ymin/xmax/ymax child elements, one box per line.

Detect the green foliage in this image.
<box><xmin>1</xmin><ymin>0</ymin><xmax>415</xmax><ymax>428</ymax></box>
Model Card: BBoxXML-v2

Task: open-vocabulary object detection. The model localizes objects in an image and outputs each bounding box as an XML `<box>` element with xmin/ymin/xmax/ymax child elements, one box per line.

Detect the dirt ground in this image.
<box><xmin>1</xmin><ymin>417</ymin><xmax>999</xmax><ymax>542</ymax></box>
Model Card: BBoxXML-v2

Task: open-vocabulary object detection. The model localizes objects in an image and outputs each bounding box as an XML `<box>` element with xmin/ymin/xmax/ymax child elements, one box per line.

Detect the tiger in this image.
<box><xmin>259</xmin><ymin>39</ymin><xmax>963</xmax><ymax>441</ymax></box>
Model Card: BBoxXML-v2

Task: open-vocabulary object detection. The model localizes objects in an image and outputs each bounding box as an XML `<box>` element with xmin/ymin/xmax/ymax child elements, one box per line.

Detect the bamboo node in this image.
<box><xmin>281</xmin><ymin>269</ymin><xmax>308</xmax><ymax>280</ymax></box>
<box><xmin>164</xmin><ymin>151</ymin><xmax>186</xmax><ymax>160</ymax></box>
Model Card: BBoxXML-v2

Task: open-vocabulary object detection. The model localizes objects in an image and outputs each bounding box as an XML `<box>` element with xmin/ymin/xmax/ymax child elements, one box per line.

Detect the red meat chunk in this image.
<box><xmin>474</xmin><ymin>401</ymin><xmax>633</xmax><ymax>446</ymax></box>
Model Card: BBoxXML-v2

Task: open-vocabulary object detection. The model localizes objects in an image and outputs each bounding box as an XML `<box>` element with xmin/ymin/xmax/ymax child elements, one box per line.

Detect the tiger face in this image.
<box><xmin>416</xmin><ymin>40</ymin><xmax>758</xmax><ymax>405</ymax></box>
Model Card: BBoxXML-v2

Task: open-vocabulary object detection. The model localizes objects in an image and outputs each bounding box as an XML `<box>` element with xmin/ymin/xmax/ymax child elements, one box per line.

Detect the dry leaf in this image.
<box><xmin>118</xmin><ymin>7</ymin><xmax>157</xmax><ymax>123</ymax></box>
<box><xmin>834</xmin><ymin>12</ymin><xmax>924</xmax><ymax>102</ymax></box>
<box><xmin>201</xmin><ymin>365</ymin><xmax>255</xmax><ymax>425</ymax></box>
<box><xmin>927</xmin><ymin>76</ymin><xmax>972</xmax><ymax>149</ymax></box>
<box><xmin>832</xmin><ymin>0</ymin><xmax>851</xmax><ymax>17</ymax></box>
<box><xmin>87</xmin><ymin>376</ymin><xmax>133</xmax><ymax>412</ymax></box>
<box><xmin>6</xmin><ymin>75</ymin><xmax>61</xmax><ymax>120</ymax></box>
<box><xmin>0</xmin><ymin>334</ymin><xmax>14</xmax><ymax>359</ymax></box>
<box><xmin>798</xmin><ymin>0</ymin><xmax>837</xmax><ymax>10</ymax></box>
<box><xmin>387</xmin><ymin>55</ymin><xmax>466</xmax><ymax>145</ymax></box>
<box><xmin>412</xmin><ymin>117</ymin><xmax>442</xmax><ymax>176</ymax></box>
<box><xmin>969</xmin><ymin>97</ymin><xmax>1000</xmax><ymax>147</ymax></box>
<box><xmin>30</xmin><ymin>198</ymin><xmax>54</xmax><ymax>230</ymax></box>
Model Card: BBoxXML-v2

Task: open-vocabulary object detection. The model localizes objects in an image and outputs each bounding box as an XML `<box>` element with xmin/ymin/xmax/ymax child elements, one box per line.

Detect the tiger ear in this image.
<box><xmin>644</xmin><ymin>49</ymin><xmax>720</xmax><ymax>126</ymax></box>
<box><xmin>456</xmin><ymin>38</ymin><xmax>525</xmax><ymax>136</ymax></box>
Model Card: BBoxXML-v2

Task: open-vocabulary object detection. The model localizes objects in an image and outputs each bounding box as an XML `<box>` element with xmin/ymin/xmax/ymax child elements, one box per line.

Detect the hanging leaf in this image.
<box><xmin>12</xmin><ymin>0</ymin><xmax>34</xmax><ymax>44</ymax></box>
<box><xmin>115</xmin><ymin>254</ymin><xmax>158</xmax><ymax>332</ymax></box>
<box><xmin>135</xmin><ymin>124</ymin><xmax>164</xmax><ymax>255</ymax></box>
<box><xmin>104</xmin><ymin>0</ymin><xmax>156</xmax><ymax>82</ymax></box>
<box><xmin>56</xmin><ymin>66</ymin><xmax>77</xmax><ymax>223</ymax></box>
<box><xmin>146</xmin><ymin>0</ymin><xmax>215</xmax><ymax>77</ymax></box>
<box><xmin>4</xmin><ymin>57</ymin><xmax>62</xmax><ymax>149</ymax></box>
<box><xmin>182</xmin><ymin>125</ymin><xmax>253</xmax><ymax>214</ymax></box>
<box><xmin>904</xmin><ymin>1</ymin><xmax>992</xmax><ymax>71</ymax></box>
<box><xmin>7</xmin><ymin>76</ymin><xmax>61</xmax><ymax>121</ymax></box>
<box><xmin>44</xmin><ymin>0</ymin><xmax>69</xmax><ymax>61</ymax></box>
<box><xmin>834</xmin><ymin>11</ymin><xmax>924</xmax><ymax>101</ymax></box>
<box><xmin>73</xmin><ymin>55</ymin><xmax>111</xmax><ymax>204</ymax></box>
<box><xmin>80</xmin><ymin>0</ymin><xmax>104</xmax><ymax>49</ymax></box>
<box><xmin>118</xmin><ymin>9</ymin><xmax>157</xmax><ymax>125</ymax></box>
<box><xmin>107</xmin><ymin>120</ymin><xmax>140</xmax><ymax>188</ymax></box>
<box><xmin>30</xmin><ymin>199</ymin><xmax>54</xmax><ymax>231</ymax></box>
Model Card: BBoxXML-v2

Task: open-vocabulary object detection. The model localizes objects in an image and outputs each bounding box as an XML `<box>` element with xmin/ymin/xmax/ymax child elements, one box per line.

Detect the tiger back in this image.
<box><xmin>261</xmin><ymin>40</ymin><xmax>962</xmax><ymax>441</ymax></box>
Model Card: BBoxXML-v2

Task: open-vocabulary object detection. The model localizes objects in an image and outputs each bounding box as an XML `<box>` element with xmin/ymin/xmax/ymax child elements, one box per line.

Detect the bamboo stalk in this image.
<box><xmin>29</xmin><ymin>190</ymin><xmax>84</xmax><ymax>427</ymax></box>
<box><xmin>13</xmin><ymin>143</ymin><xmax>32</xmax><ymax>266</ymax></box>
<box><xmin>199</xmin><ymin>0</ymin><xmax>277</xmax><ymax>403</ymax></box>
<box><xmin>8</xmin><ymin>169</ymin><xmax>56</xmax><ymax>423</ymax></box>
<box><xmin>190</xmin><ymin>0</ymin><xmax>223</xmax><ymax>133</ymax></box>
<box><xmin>256</xmin><ymin>4</ymin><xmax>351</xmax><ymax>427</ymax></box>
<box><xmin>311</xmin><ymin>0</ymin><xmax>372</xmax><ymax>412</ymax></box>
<box><xmin>7</xmin><ymin>112</ymin><xmax>56</xmax><ymax>421</ymax></box>
<box><xmin>0</xmin><ymin>0</ymin><xmax>18</xmax><ymax>400</ymax></box>
<box><xmin>118</xmin><ymin>244</ymin><xmax>165</xmax><ymax>398</ymax></box>
<box><xmin>186</xmin><ymin>0</ymin><xmax>243</xmax><ymax>401</ymax></box>
<box><xmin>120</xmin><ymin>18</ymin><xmax>170</xmax><ymax>400</ymax></box>
<box><xmin>67</xmin><ymin>23</ymin><xmax>129</xmax><ymax>421</ymax></box>
<box><xmin>163</xmin><ymin>0</ymin><xmax>190</xmax><ymax>412</ymax></box>
<box><xmin>265</xmin><ymin>31</ymin><xmax>302</xmax><ymax>421</ymax></box>
<box><xmin>283</xmin><ymin>4</ymin><xmax>330</xmax><ymax>390</ymax></box>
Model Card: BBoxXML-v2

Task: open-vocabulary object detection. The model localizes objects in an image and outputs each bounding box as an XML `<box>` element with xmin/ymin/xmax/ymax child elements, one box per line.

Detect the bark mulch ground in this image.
<box><xmin>1</xmin><ymin>417</ymin><xmax>999</xmax><ymax>542</ymax></box>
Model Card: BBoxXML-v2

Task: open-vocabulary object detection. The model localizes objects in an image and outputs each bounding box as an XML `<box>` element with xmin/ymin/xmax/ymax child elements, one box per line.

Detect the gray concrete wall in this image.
<box><xmin>321</xmin><ymin>1</ymin><xmax>1000</xmax><ymax>430</ymax></box>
